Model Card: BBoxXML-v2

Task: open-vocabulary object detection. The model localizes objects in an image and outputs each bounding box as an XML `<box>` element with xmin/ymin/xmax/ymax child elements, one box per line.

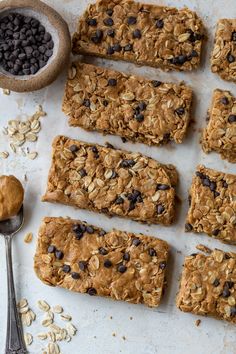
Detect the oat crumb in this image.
<box><xmin>196</xmin><ymin>244</ymin><xmax>212</xmax><ymax>254</ymax></box>
<box><xmin>122</xmin><ymin>336</ymin><xmax>126</xmax><ymax>341</ymax></box>
<box><xmin>129</xmin><ymin>316</ymin><xmax>133</xmax><ymax>320</ymax></box>
<box><xmin>195</xmin><ymin>319</ymin><xmax>201</xmax><ymax>327</ymax></box>
<box><xmin>112</xmin><ymin>333</ymin><xmax>116</xmax><ymax>337</ymax></box>
<box><xmin>24</xmin><ymin>232</ymin><xmax>33</xmax><ymax>244</ymax></box>
<box><xmin>110</xmin><ymin>316</ymin><xmax>113</xmax><ymax>319</ymax></box>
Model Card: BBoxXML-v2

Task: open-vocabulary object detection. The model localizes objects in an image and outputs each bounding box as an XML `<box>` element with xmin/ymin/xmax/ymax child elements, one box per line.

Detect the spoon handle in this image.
<box><xmin>5</xmin><ymin>236</ymin><xmax>27</xmax><ymax>354</ymax></box>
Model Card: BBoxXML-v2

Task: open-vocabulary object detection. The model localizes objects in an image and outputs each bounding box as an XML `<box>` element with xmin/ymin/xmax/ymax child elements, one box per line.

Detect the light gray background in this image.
<box><xmin>0</xmin><ymin>0</ymin><xmax>236</xmax><ymax>353</ymax></box>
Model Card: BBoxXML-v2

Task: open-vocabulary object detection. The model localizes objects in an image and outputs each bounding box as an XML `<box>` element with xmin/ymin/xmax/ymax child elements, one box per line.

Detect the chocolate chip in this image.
<box><xmin>225</xmin><ymin>281</ymin><xmax>234</xmax><ymax>289</ymax></box>
<box><xmin>106</xmin><ymin>9</ymin><xmax>113</xmax><ymax>16</ymax></box>
<box><xmin>148</xmin><ymin>248</ymin><xmax>157</xmax><ymax>257</ymax></box>
<box><xmin>185</xmin><ymin>223</ymin><xmax>193</xmax><ymax>232</ymax></box>
<box><xmin>135</xmin><ymin>113</ymin><xmax>144</xmax><ymax>122</ymax></box>
<box><xmin>222</xmin><ymin>287</ymin><xmax>230</xmax><ymax>298</ymax></box>
<box><xmin>73</xmin><ymin>224</ymin><xmax>85</xmax><ymax>240</ymax></box>
<box><xmin>103</xmin><ymin>99</ymin><xmax>109</xmax><ymax>106</ymax></box>
<box><xmin>104</xmin><ymin>259</ymin><xmax>112</xmax><ymax>268</ymax></box>
<box><xmin>175</xmin><ymin>107</ymin><xmax>185</xmax><ymax>115</ymax></box>
<box><xmin>209</xmin><ymin>181</ymin><xmax>217</xmax><ymax>191</ymax></box>
<box><xmin>188</xmin><ymin>50</ymin><xmax>198</xmax><ymax>59</ymax></box>
<box><xmin>117</xmin><ymin>264</ymin><xmax>127</xmax><ymax>273</ymax></box>
<box><xmin>87</xmin><ymin>287</ymin><xmax>97</xmax><ymax>296</ymax></box>
<box><xmin>213</xmin><ymin>279</ymin><xmax>220</xmax><ymax>287</ymax></box>
<box><xmin>202</xmin><ymin>177</ymin><xmax>210</xmax><ymax>187</ymax></box>
<box><xmin>83</xmin><ymin>99</ymin><xmax>90</xmax><ymax>107</ymax></box>
<box><xmin>228</xmin><ymin>114</ymin><xmax>236</xmax><ymax>123</ymax></box>
<box><xmin>107</xmin><ymin>45</ymin><xmax>114</xmax><ymax>55</ymax></box>
<box><xmin>55</xmin><ymin>250</ymin><xmax>63</xmax><ymax>260</ymax></box>
<box><xmin>196</xmin><ymin>171</ymin><xmax>204</xmax><ymax>179</ymax></box>
<box><xmin>230</xmin><ymin>306</ymin><xmax>236</xmax><ymax>316</ymax></box>
<box><xmin>87</xmin><ymin>18</ymin><xmax>97</xmax><ymax>26</ymax></box>
<box><xmin>99</xmin><ymin>230</ymin><xmax>106</xmax><ymax>237</ymax></box>
<box><xmin>128</xmin><ymin>202</ymin><xmax>135</xmax><ymax>211</ymax></box>
<box><xmin>79</xmin><ymin>261</ymin><xmax>87</xmax><ymax>271</ymax></box>
<box><xmin>212</xmin><ymin>229</ymin><xmax>220</xmax><ymax>236</ymax></box>
<box><xmin>120</xmin><ymin>159</ymin><xmax>135</xmax><ymax>168</ymax></box>
<box><xmin>105</xmin><ymin>142</ymin><xmax>115</xmax><ymax>149</ymax></box>
<box><xmin>48</xmin><ymin>245</ymin><xmax>56</xmax><ymax>253</ymax></box>
<box><xmin>156</xmin><ymin>19</ymin><xmax>164</xmax><ymax>28</ymax></box>
<box><xmin>86</xmin><ymin>225</ymin><xmax>94</xmax><ymax>234</ymax></box>
<box><xmin>79</xmin><ymin>168</ymin><xmax>87</xmax><ymax>177</ymax></box>
<box><xmin>133</xmin><ymin>29</ymin><xmax>141</xmax><ymax>39</ymax></box>
<box><xmin>62</xmin><ymin>264</ymin><xmax>71</xmax><ymax>273</ymax></box>
<box><xmin>121</xmin><ymin>137</ymin><xmax>127</xmax><ymax>143</ymax></box>
<box><xmin>151</xmin><ymin>80</ymin><xmax>162</xmax><ymax>87</ymax></box>
<box><xmin>113</xmin><ymin>43</ymin><xmax>122</xmax><ymax>52</ymax></box>
<box><xmin>104</xmin><ymin>18</ymin><xmax>114</xmax><ymax>26</ymax></box>
<box><xmin>124</xmin><ymin>43</ymin><xmax>133</xmax><ymax>51</ymax></box>
<box><xmin>69</xmin><ymin>144</ymin><xmax>79</xmax><ymax>153</ymax></box>
<box><xmin>227</xmin><ymin>53</ymin><xmax>235</xmax><ymax>63</ymax></box>
<box><xmin>137</xmin><ymin>102</ymin><xmax>147</xmax><ymax>111</ymax></box>
<box><xmin>223</xmin><ymin>180</ymin><xmax>228</xmax><ymax>188</ymax></box>
<box><xmin>123</xmin><ymin>252</ymin><xmax>130</xmax><ymax>261</ymax></box>
<box><xmin>99</xmin><ymin>247</ymin><xmax>108</xmax><ymax>255</ymax></box>
<box><xmin>107</xmin><ymin>29</ymin><xmax>115</xmax><ymax>37</ymax></box>
<box><xmin>214</xmin><ymin>191</ymin><xmax>220</xmax><ymax>198</ymax></box>
<box><xmin>108</xmin><ymin>78</ymin><xmax>117</xmax><ymax>86</ymax></box>
<box><xmin>156</xmin><ymin>184</ymin><xmax>170</xmax><ymax>191</ymax></box>
<box><xmin>132</xmin><ymin>238</ymin><xmax>141</xmax><ymax>246</ymax></box>
<box><xmin>221</xmin><ymin>96</ymin><xmax>229</xmax><ymax>105</ymax></box>
<box><xmin>127</xmin><ymin>190</ymin><xmax>142</xmax><ymax>203</ymax></box>
<box><xmin>115</xmin><ymin>196</ymin><xmax>124</xmax><ymax>205</ymax></box>
<box><xmin>127</xmin><ymin>16</ymin><xmax>137</xmax><ymax>25</ymax></box>
<box><xmin>232</xmin><ymin>32</ymin><xmax>236</xmax><ymax>41</ymax></box>
<box><xmin>71</xmin><ymin>272</ymin><xmax>80</xmax><ymax>279</ymax></box>
<box><xmin>91</xmin><ymin>29</ymin><xmax>103</xmax><ymax>44</ymax></box>
<box><xmin>159</xmin><ymin>262</ymin><xmax>166</xmax><ymax>270</ymax></box>
<box><xmin>171</xmin><ymin>55</ymin><xmax>188</xmax><ymax>65</ymax></box>
<box><xmin>111</xmin><ymin>170</ymin><xmax>117</xmax><ymax>179</ymax></box>
<box><xmin>188</xmin><ymin>30</ymin><xmax>203</xmax><ymax>42</ymax></box>
<box><xmin>156</xmin><ymin>204</ymin><xmax>165</xmax><ymax>214</ymax></box>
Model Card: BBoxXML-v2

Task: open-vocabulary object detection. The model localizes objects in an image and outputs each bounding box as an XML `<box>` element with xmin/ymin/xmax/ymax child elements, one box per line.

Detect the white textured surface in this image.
<box><xmin>0</xmin><ymin>0</ymin><xmax>236</xmax><ymax>353</ymax></box>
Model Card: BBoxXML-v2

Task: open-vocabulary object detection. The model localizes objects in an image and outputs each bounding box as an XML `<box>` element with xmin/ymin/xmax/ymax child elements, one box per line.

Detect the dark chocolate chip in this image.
<box><xmin>188</xmin><ymin>50</ymin><xmax>198</xmax><ymax>59</ymax></box>
<box><xmin>135</xmin><ymin>113</ymin><xmax>144</xmax><ymax>122</ymax></box>
<box><xmin>107</xmin><ymin>45</ymin><xmax>114</xmax><ymax>55</ymax></box>
<box><xmin>127</xmin><ymin>16</ymin><xmax>137</xmax><ymax>25</ymax></box>
<box><xmin>123</xmin><ymin>252</ymin><xmax>130</xmax><ymax>261</ymax></box>
<box><xmin>214</xmin><ymin>191</ymin><xmax>220</xmax><ymax>198</ymax></box>
<box><xmin>69</xmin><ymin>144</ymin><xmax>79</xmax><ymax>153</ymax></box>
<box><xmin>115</xmin><ymin>196</ymin><xmax>124</xmax><ymax>205</ymax></box>
<box><xmin>79</xmin><ymin>168</ymin><xmax>87</xmax><ymax>177</ymax></box>
<box><xmin>148</xmin><ymin>248</ymin><xmax>157</xmax><ymax>257</ymax></box>
<box><xmin>120</xmin><ymin>159</ymin><xmax>135</xmax><ymax>168</ymax></box>
<box><xmin>124</xmin><ymin>43</ymin><xmax>133</xmax><ymax>51</ymax></box>
<box><xmin>103</xmin><ymin>99</ymin><xmax>109</xmax><ymax>106</ymax></box>
<box><xmin>86</xmin><ymin>225</ymin><xmax>94</xmax><ymax>234</ymax></box>
<box><xmin>133</xmin><ymin>29</ymin><xmax>142</xmax><ymax>39</ymax></box>
<box><xmin>159</xmin><ymin>262</ymin><xmax>166</xmax><ymax>270</ymax></box>
<box><xmin>225</xmin><ymin>281</ymin><xmax>234</xmax><ymax>289</ymax></box>
<box><xmin>221</xmin><ymin>96</ymin><xmax>229</xmax><ymax>105</ymax></box>
<box><xmin>227</xmin><ymin>53</ymin><xmax>235</xmax><ymax>63</ymax></box>
<box><xmin>99</xmin><ymin>230</ymin><xmax>106</xmax><ymax>237</ymax></box>
<box><xmin>121</xmin><ymin>137</ymin><xmax>127</xmax><ymax>143</ymax></box>
<box><xmin>83</xmin><ymin>99</ymin><xmax>90</xmax><ymax>107</ymax></box>
<box><xmin>137</xmin><ymin>102</ymin><xmax>147</xmax><ymax>111</ymax></box>
<box><xmin>213</xmin><ymin>279</ymin><xmax>220</xmax><ymax>287</ymax></box>
<box><xmin>223</xmin><ymin>180</ymin><xmax>228</xmax><ymax>188</ymax></box>
<box><xmin>230</xmin><ymin>306</ymin><xmax>236</xmax><ymax>316</ymax></box>
<box><xmin>108</xmin><ymin>78</ymin><xmax>117</xmax><ymax>86</ymax></box>
<box><xmin>212</xmin><ymin>229</ymin><xmax>220</xmax><ymax>236</ymax></box>
<box><xmin>228</xmin><ymin>114</ymin><xmax>236</xmax><ymax>123</ymax></box>
<box><xmin>156</xmin><ymin>184</ymin><xmax>170</xmax><ymax>191</ymax></box>
<box><xmin>132</xmin><ymin>238</ymin><xmax>141</xmax><ymax>246</ymax></box>
<box><xmin>175</xmin><ymin>107</ymin><xmax>185</xmax><ymax>115</ymax></box>
<box><xmin>99</xmin><ymin>247</ymin><xmax>108</xmax><ymax>255</ymax></box>
<box><xmin>104</xmin><ymin>259</ymin><xmax>112</xmax><ymax>268</ymax></box>
<box><xmin>209</xmin><ymin>181</ymin><xmax>217</xmax><ymax>192</ymax></box>
<box><xmin>106</xmin><ymin>9</ymin><xmax>113</xmax><ymax>16</ymax></box>
<box><xmin>156</xmin><ymin>19</ymin><xmax>164</xmax><ymax>28</ymax></box>
<box><xmin>222</xmin><ymin>287</ymin><xmax>230</xmax><ymax>298</ymax></box>
<box><xmin>202</xmin><ymin>177</ymin><xmax>210</xmax><ymax>187</ymax></box>
<box><xmin>91</xmin><ymin>29</ymin><xmax>103</xmax><ymax>43</ymax></box>
<box><xmin>79</xmin><ymin>261</ymin><xmax>87</xmax><ymax>271</ymax></box>
<box><xmin>71</xmin><ymin>272</ymin><xmax>80</xmax><ymax>279</ymax></box>
<box><xmin>87</xmin><ymin>287</ymin><xmax>97</xmax><ymax>296</ymax></box>
<box><xmin>55</xmin><ymin>250</ymin><xmax>64</xmax><ymax>260</ymax></box>
<box><xmin>151</xmin><ymin>80</ymin><xmax>162</xmax><ymax>87</ymax></box>
<box><xmin>48</xmin><ymin>245</ymin><xmax>56</xmax><ymax>253</ymax></box>
<box><xmin>104</xmin><ymin>17</ymin><xmax>114</xmax><ymax>26</ymax></box>
<box><xmin>73</xmin><ymin>224</ymin><xmax>85</xmax><ymax>240</ymax></box>
<box><xmin>113</xmin><ymin>43</ymin><xmax>122</xmax><ymax>52</ymax></box>
<box><xmin>185</xmin><ymin>223</ymin><xmax>193</xmax><ymax>232</ymax></box>
<box><xmin>232</xmin><ymin>32</ymin><xmax>236</xmax><ymax>41</ymax></box>
<box><xmin>62</xmin><ymin>264</ymin><xmax>71</xmax><ymax>273</ymax></box>
<box><xmin>107</xmin><ymin>29</ymin><xmax>115</xmax><ymax>37</ymax></box>
<box><xmin>87</xmin><ymin>18</ymin><xmax>97</xmax><ymax>26</ymax></box>
<box><xmin>188</xmin><ymin>30</ymin><xmax>203</xmax><ymax>42</ymax></box>
<box><xmin>171</xmin><ymin>55</ymin><xmax>188</xmax><ymax>65</ymax></box>
<box><xmin>156</xmin><ymin>204</ymin><xmax>165</xmax><ymax>214</ymax></box>
<box><xmin>117</xmin><ymin>264</ymin><xmax>127</xmax><ymax>273</ymax></box>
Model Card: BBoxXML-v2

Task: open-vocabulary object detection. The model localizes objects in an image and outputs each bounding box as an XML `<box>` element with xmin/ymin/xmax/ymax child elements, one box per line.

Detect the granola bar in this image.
<box><xmin>34</xmin><ymin>217</ymin><xmax>169</xmax><ymax>308</ymax></box>
<box><xmin>185</xmin><ymin>165</ymin><xmax>236</xmax><ymax>244</ymax></box>
<box><xmin>62</xmin><ymin>62</ymin><xmax>193</xmax><ymax>146</ymax></box>
<box><xmin>176</xmin><ymin>249</ymin><xmax>236</xmax><ymax>323</ymax></box>
<box><xmin>42</xmin><ymin>136</ymin><xmax>178</xmax><ymax>225</ymax></box>
<box><xmin>211</xmin><ymin>19</ymin><xmax>236</xmax><ymax>82</ymax></box>
<box><xmin>202</xmin><ymin>89</ymin><xmax>236</xmax><ymax>163</ymax></box>
<box><xmin>72</xmin><ymin>0</ymin><xmax>204</xmax><ymax>71</ymax></box>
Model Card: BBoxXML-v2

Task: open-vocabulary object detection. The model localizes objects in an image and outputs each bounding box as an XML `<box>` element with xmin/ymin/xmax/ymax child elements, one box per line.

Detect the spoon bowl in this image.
<box><xmin>0</xmin><ymin>205</ymin><xmax>24</xmax><ymax>236</ymax></box>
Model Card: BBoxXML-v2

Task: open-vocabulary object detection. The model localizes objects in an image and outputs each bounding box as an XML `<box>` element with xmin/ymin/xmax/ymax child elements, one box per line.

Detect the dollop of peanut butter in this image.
<box><xmin>0</xmin><ymin>175</ymin><xmax>24</xmax><ymax>221</ymax></box>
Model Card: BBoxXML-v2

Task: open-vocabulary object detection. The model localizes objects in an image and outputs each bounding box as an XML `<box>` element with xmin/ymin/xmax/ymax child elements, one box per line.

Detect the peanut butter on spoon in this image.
<box><xmin>0</xmin><ymin>175</ymin><xmax>24</xmax><ymax>221</ymax></box>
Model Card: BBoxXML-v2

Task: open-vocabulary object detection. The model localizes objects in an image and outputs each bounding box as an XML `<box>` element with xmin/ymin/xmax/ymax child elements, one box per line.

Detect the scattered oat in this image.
<box><xmin>2</xmin><ymin>88</ymin><xmax>10</xmax><ymax>95</ymax></box>
<box><xmin>24</xmin><ymin>333</ymin><xmax>33</xmax><ymax>346</ymax></box>
<box><xmin>19</xmin><ymin>306</ymin><xmax>29</xmax><ymax>314</ymax></box>
<box><xmin>60</xmin><ymin>314</ymin><xmax>71</xmax><ymax>322</ymax></box>
<box><xmin>37</xmin><ymin>300</ymin><xmax>50</xmax><ymax>312</ymax></box>
<box><xmin>2</xmin><ymin>127</ymin><xmax>8</xmax><ymax>135</ymax></box>
<box><xmin>0</xmin><ymin>151</ymin><xmax>9</xmax><ymax>159</ymax></box>
<box><xmin>41</xmin><ymin>318</ymin><xmax>53</xmax><ymax>327</ymax></box>
<box><xmin>27</xmin><ymin>151</ymin><xmax>38</xmax><ymax>160</ymax></box>
<box><xmin>52</xmin><ymin>305</ymin><xmax>63</xmax><ymax>314</ymax></box>
<box><xmin>37</xmin><ymin>332</ymin><xmax>48</xmax><ymax>340</ymax></box>
<box><xmin>24</xmin><ymin>232</ymin><xmax>33</xmax><ymax>243</ymax></box>
<box><xmin>112</xmin><ymin>332</ymin><xmax>116</xmax><ymax>337</ymax></box>
<box><xmin>18</xmin><ymin>298</ymin><xmax>28</xmax><ymax>308</ymax></box>
<box><xmin>195</xmin><ymin>319</ymin><xmax>201</xmax><ymax>327</ymax></box>
<box><xmin>65</xmin><ymin>323</ymin><xmax>77</xmax><ymax>337</ymax></box>
<box><xmin>48</xmin><ymin>342</ymin><xmax>60</xmax><ymax>354</ymax></box>
<box><xmin>196</xmin><ymin>244</ymin><xmax>212</xmax><ymax>254</ymax></box>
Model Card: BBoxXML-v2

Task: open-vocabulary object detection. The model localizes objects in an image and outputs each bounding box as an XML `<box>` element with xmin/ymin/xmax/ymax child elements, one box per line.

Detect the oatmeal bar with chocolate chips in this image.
<box><xmin>176</xmin><ymin>249</ymin><xmax>236</xmax><ymax>323</ymax></box>
<box><xmin>62</xmin><ymin>62</ymin><xmax>193</xmax><ymax>146</ymax></box>
<box><xmin>42</xmin><ymin>136</ymin><xmax>178</xmax><ymax>225</ymax></box>
<box><xmin>34</xmin><ymin>217</ymin><xmax>169</xmax><ymax>308</ymax></box>
<box><xmin>202</xmin><ymin>89</ymin><xmax>236</xmax><ymax>163</ymax></box>
<box><xmin>72</xmin><ymin>0</ymin><xmax>204</xmax><ymax>71</ymax></box>
<box><xmin>211</xmin><ymin>19</ymin><xmax>236</xmax><ymax>82</ymax></box>
<box><xmin>185</xmin><ymin>165</ymin><xmax>236</xmax><ymax>244</ymax></box>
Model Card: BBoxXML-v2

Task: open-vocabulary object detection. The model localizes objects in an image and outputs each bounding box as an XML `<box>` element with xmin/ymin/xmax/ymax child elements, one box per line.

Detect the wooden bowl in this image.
<box><xmin>0</xmin><ymin>0</ymin><xmax>71</xmax><ymax>92</ymax></box>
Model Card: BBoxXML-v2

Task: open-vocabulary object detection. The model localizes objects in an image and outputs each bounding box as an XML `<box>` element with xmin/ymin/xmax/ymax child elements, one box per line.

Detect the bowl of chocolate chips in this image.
<box><xmin>0</xmin><ymin>0</ymin><xmax>71</xmax><ymax>92</ymax></box>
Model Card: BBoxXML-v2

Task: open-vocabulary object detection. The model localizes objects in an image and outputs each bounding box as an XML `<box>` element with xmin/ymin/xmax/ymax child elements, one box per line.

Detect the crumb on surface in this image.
<box><xmin>112</xmin><ymin>332</ymin><xmax>116</xmax><ymax>337</ymax></box>
<box><xmin>195</xmin><ymin>319</ymin><xmax>201</xmax><ymax>327</ymax></box>
<box><xmin>196</xmin><ymin>244</ymin><xmax>212</xmax><ymax>254</ymax></box>
<box><xmin>122</xmin><ymin>336</ymin><xmax>126</xmax><ymax>340</ymax></box>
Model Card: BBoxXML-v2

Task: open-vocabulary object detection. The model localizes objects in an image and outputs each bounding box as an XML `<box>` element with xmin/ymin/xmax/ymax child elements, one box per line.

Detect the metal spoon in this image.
<box><xmin>0</xmin><ymin>206</ymin><xmax>27</xmax><ymax>354</ymax></box>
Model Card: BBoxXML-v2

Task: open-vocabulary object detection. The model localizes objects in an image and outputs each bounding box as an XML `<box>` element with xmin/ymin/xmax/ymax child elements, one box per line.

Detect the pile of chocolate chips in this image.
<box><xmin>0</xmin><ymin>12</ymin><xmax>54</xmax><ymax>76</ymax></box>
